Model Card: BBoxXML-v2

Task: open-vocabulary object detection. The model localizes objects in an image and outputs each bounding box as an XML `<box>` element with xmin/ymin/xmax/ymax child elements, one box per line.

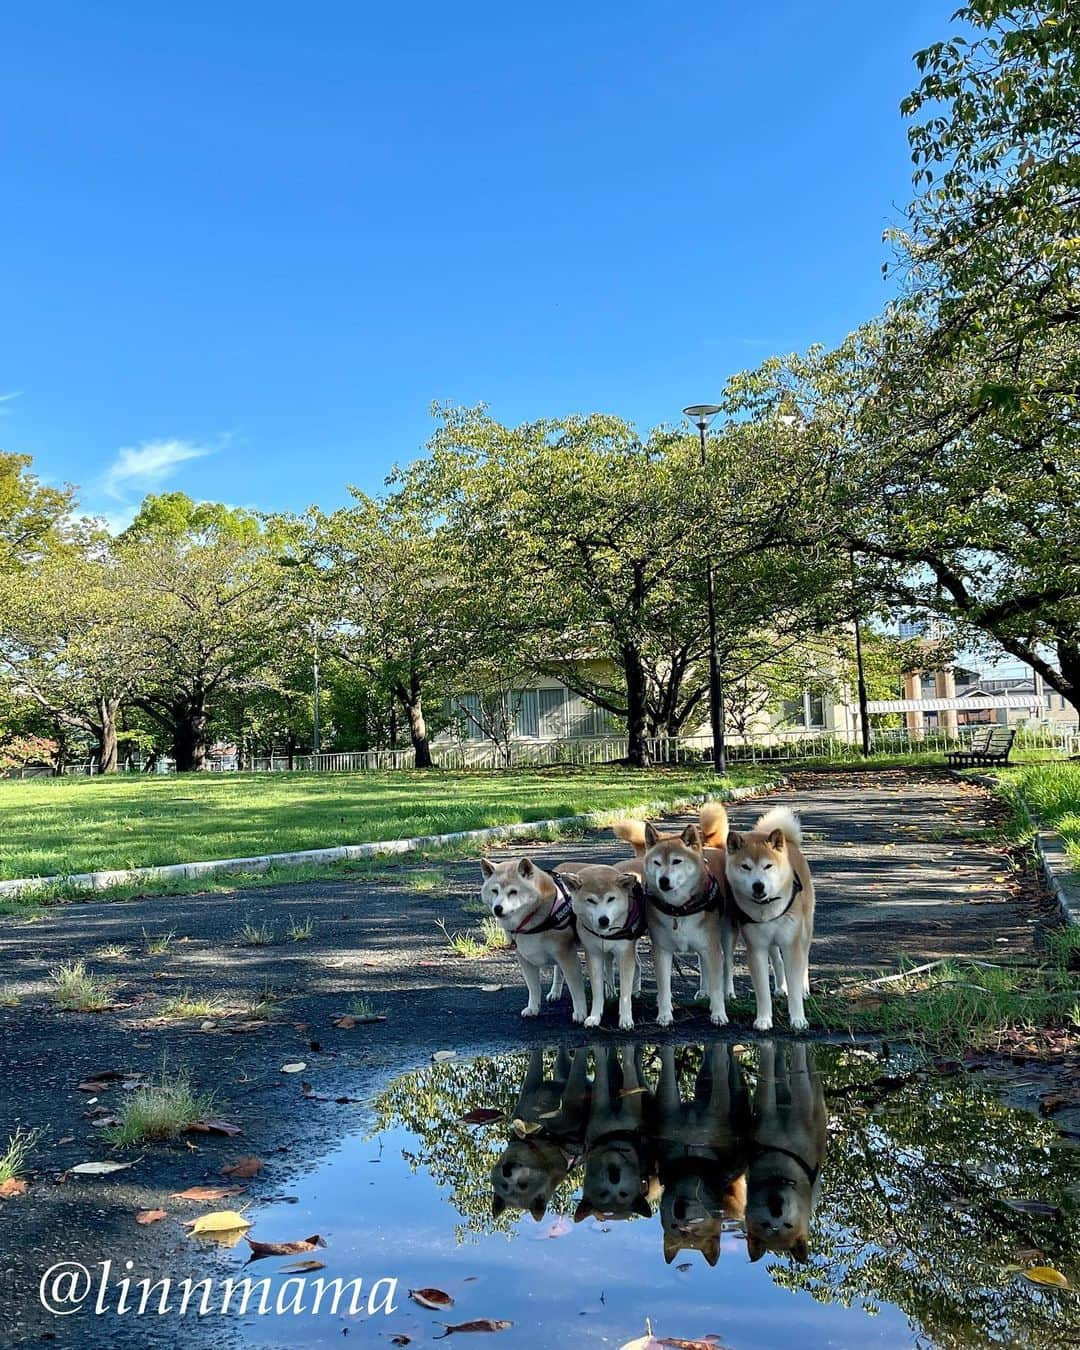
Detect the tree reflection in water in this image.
<box><xmin>372</xmin><ymin>1042</ymin><xmax>1079</xmax><ymax>1347</ymax></box>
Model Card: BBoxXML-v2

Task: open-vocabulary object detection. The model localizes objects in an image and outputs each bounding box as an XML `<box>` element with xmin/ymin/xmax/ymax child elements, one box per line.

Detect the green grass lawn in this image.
<box><xmin>996</xmin><ymin>761</ymin><xmax>1080</xmax><ymax>873</ymax></box>
<box><xmin>0</xmin><ymin>766</ymin><xmax>773</xmax><ymax>880</ymax></box>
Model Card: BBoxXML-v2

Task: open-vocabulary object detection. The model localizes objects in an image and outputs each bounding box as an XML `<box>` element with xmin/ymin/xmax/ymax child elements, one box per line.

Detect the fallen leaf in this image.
<box><xmin>281</xmin><ymin>1062</ymin><xmax>307</xmax><ymax>1074</ymax></box>
<box><xmin>1006</xmin><ymin>1199</ymin><xmax>1061</xmax><ymax>1218</ymax></box>
<box><xmin>410</xmin><ymin>1287</ymin><xmax>455</xmax><ymax>1310</ymax></box>
<box><xmin>1023</xmin><ymin>1266</ymin><xmax>1070</xmax><ymax>1289</ymax></box>
<box><xmin>69</xmin><ymin>1161</ymin><xmax>135</xmax><ymax>1176</ymax></box>
<box><xmin>432</xmin><ymin>1051</ymin><xmax>457</xmax><ymax>1063</ymax></box>
<box><xmin>435</xmin><ymin>1321</ymin><xmax>512</xmax><ymax>1338</ymax></box>
<box><xmin>480</xmin><ymin>985</ymin><xmax>502</xmax><ymax>993</ymax></box>
<box><xmin>620</xmin><ymin>1321</ymin><xmax>663</xmax><ymax>1350</ymax></box>
<box><xmin>171</xmin><ymin>1185</ymin><xmax>245</xmax><ymax>1202</ymax></box>
<box><xmin>459</xmin><ymin>1109</ymin><xmax>505</xmax><ymax>1126</ymax></box>
<box><xmin>280</xmin><ymin>1259</ymin><xmax>326</xmax><ymax>1273</ymax></box>
<box><xmin>57</xmin><ymin>1136</ymin><xmax>75</xmax><ymax>1145</ymax></box>
<box><xmin>221</xmin><ymin>1156</ymin><xmax>263</xmax><ymax>1179</ymax></box>
<box><xmin>184</xmin><ymin>1210</ymin><xmax>252</xmax><ymax>1237</ymax></box>
<box><xmin>0</xmin><ymin>1178</ymin><xmax>28</xmax><ymax>1197</ymax></box>
<box><xmin>135</xmin><ymin>1209</ymin><xmax>167</xmax><ymax>1225</ymax></box>
<box><xmin>246</xmin><ymin>1234</ymin><xmax>325</xmax><ymax>1261</ymax></box>
<box><xmin>660</xmin><ymin>1339</ymin><xmax>726</xmax><ymax>1349</ymax></box>
<box><xmin>333</xmin><ymin>1015</ymin><xmax>358</xmax><ymax>1029</ymax></box>
<box><xmin>511</xmin><ymin>1118</ymin><xmax>541</xmax><ymax>1138</ymax></box>
<box><xmin>332</xmin><ymin>1014</ymin><xmax>385</xmax><ymax>1027</ymax></box>
<box><xmin>187</xmin><ymin>1119</ymin><xmax>243</xmax><ymax>1137</ymax></box>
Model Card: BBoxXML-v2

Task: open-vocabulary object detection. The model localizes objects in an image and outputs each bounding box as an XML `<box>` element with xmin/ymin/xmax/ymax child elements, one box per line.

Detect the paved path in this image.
<box><xmin>0</xmin><ymin>768</ymin><xmax>1061</xmax><ymax>1347</ymax></box>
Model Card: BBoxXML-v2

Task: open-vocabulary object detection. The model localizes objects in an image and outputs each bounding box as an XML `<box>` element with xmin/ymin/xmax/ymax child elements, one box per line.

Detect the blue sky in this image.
<box><xmin>1</xmin><ymin>1</ymin><xmax>949</xmax><ymax>527</ymax></box>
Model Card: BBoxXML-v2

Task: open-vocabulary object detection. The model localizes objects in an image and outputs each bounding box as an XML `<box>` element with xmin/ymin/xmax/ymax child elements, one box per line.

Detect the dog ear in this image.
<box><xmin>746</xmin><ymin>1234</ymin><xmax>766</xmax><ymax>1263</ymax></box>
<box><xmin>680</xmin><ymin>823</ymin><xmax>703</xmax><ymax>852</ymax></box>
<box><xmin>703</xmin><ymin>1236</ymin><xmax>721</xmax><ymax>1267</ymax></box>
<box><xmin>529</xmin><ymin>1197</ymin><xmax>548</xmax><ymax>1222</ymax></box>
<box><xmin>558</xmin><ymin>871</ymin><xmax>582</xmax><ymax>892</ymax></box>
<box><xmin>631</xmin><ymin>1193</ymin><xmax>652</xmax><ymax>1219</ymax></box>
<box><xmin>791</xmin><ymin>1236</ymin><xmax>809</xmax><ymax>1264</ymax></box>
<box><xmin>617</xmin><ymin>872</ymin><xmax>640</xmax><ymax>893</ymax></box>
<box><xmin>480</xmin><ymin>858</ymin><xmax>495</xmax><ymax>878</ymax></box>
<box><xmin>491</xmin><ymin>1194</ymin><xmax>507</xmax><ymax>1218</ymax></box>
<box><xmin>643</xmin><ymin>822</ymin><xmax>659</xmax><ymax>850</ymax></box>
<box><xmin>662</xmin><ymin>1232</ymin><xmax>681</xmax><ymax>1264</ymax></box>
<box><xmin>726</xmin><ymin>831</ymin><xmax>743</xmax><ymax>853</ymax></box>
<box><xmin>573</xmin><ymin>1199</ymin><xmax>594</xmax><ymax>1223</ymax></box>
<box><xmin>767</xmin><ymin>828</ymin><xmax>786</xmax><ymax>850</ymax></box>
<box><xmin>517</xmin><ymin>857</ymin><xmax>535</xmax><ymax>878</ymax></box>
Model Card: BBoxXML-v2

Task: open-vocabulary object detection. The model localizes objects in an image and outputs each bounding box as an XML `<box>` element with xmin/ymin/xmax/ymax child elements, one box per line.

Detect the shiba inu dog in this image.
<box><xmin>745</xmin><ymin>1042</ymin><xmax>826</xmax><ymax>1262</ymax></box>
<box><xmin>653</xmin><ymin>1043</ymin><xmax>750</xmax><ymax>1266</ymax></box>
<box><xmin>575</xmin><ymin>1044</ymin><xmax>655</xmax><ymax>1223</ymax></box>
<box><xmin>480</xmin><ymin>856</ymin><xmax>588</xmax><ymax>1023</ymax></box>
<box><xmin>490</xmin><ymin>1047</ymin><xmax>591</xmax><ymax>1221</ymax></box>
<box><xmin>722</xmin><ymin>807</ymin><xmax>815</xmax><ymax>1031</ymax></box>
<box><xmin>613</xmin><ymin>803</ymin><xmax>730</xmax><ymax>1028</ymax></box>
<box><xmin>559</xmin><ymin>864</ymin><xmax>645</xmax><ymax>1030</ymax></box>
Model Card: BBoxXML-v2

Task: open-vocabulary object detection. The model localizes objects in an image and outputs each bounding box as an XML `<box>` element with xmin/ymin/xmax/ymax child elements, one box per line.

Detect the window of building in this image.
<box><xmin>783</xmin><ymin>691</ymin><xmax>827</xmax><ymax>729</ymax></box>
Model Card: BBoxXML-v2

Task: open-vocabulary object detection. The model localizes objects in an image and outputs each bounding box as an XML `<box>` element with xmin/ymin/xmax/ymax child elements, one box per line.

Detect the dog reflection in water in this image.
<box><xmin>576</xmin><ymin>1045</ymin><xmax>655</xmax><ymax>1222</ymax></box>
<box><xmin>654</xmin><ymin>1044</ymin><xmax>751</xmax><ymax>1266</ymax></box>
<box><xmin>488</xmin><ymin>1042</ymin><xmax>826</xmax><ymax>1266</ymax></box>
<box><xmin>490</xmin><ymin>1048</ymin><xmax>590</xmax><ymax>1221</ymax></box>
<box><xmin>745</xmin><ymin>1042</ymin><xmax>827</xmax><ymax>1263</ymax></box>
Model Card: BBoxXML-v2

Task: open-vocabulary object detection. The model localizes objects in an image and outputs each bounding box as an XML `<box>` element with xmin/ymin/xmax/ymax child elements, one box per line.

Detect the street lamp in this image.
<box><xmin>683</xmin><ymin>404</ymin><xmax>726</xmax><ymax>774</ymax></box>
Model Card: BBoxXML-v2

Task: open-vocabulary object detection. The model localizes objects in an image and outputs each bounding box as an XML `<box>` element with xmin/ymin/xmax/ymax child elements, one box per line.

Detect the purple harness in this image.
<box><xmin>513</xmin><ymin>873</ymin><xmax>577</xmax><ymax>937</ymax></box>
<box><xmin>574</xmin><ymin>880</ymin><xmax>649</xmax><ymax>942</ymax></box>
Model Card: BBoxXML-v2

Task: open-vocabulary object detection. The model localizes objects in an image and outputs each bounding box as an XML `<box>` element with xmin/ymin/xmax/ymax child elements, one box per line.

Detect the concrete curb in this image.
<box><xmin>959</xmin><ymin>770</ymin><xmax>1080</xmax><ymax>927</ymax></box>
<box><xmin>0</xmin><ymin>777</ymin><xmax>788</xmax><ymax>901</ymax></box>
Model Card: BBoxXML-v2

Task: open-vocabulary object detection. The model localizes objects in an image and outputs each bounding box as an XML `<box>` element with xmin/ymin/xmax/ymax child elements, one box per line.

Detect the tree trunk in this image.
<box><xmin>94</xmin><ymin>698</ymin><xmax>120</xmax><ymax>774</ymax></box>
<box><xmin>173</xmin><ymin>698</ymin><xmax>210</xmax><ymax>772</ymax></box>
<box><xmin>1055</xmin><ymin>640</ymin><xmax>1080</xmax><ymax>711</ymax></box>
<box><xmin>397</xmin><ymin>679</ymin><xmax>433</xmax><ymax>769</ymax></box>
<box><xmin>622</xmin><ymin>645</ymin><xmax>651</xmax><ymax>768</ymax></box>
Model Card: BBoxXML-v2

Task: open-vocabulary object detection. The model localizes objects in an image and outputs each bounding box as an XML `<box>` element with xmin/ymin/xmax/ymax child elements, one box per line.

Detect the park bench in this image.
<box><xmin>945</xmin><ymin>726</ymin><xmax>1016</xmax><ymax>767</ymax></box>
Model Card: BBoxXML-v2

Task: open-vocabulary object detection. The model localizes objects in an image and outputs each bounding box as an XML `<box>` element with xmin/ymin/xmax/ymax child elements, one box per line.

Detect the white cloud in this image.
<box><xmin>104</xmin><ymin>438</ymin><xmax>212</xmax><ymax>500</ymax></box>
<box><xmin>0</xmin><ymin>391</ymin><xmax>22</xmax><ymax>414</ymax></box>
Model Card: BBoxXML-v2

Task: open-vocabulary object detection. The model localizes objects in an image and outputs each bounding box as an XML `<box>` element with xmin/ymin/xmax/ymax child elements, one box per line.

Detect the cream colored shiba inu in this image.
<box><xmin>559</xmin><ymin>864</ymin><xmax>645</xmax><ymax>1030</ymax></box>
<box><xmin>480</xmin><ymin>856</ymin><xmax>587</xmax><ymax>1023</ymax></box>
<box><xmin>575</xmin><ymin>1044</ymin><xmax>655</xmax><ymax>1223</ymax></box>
<box><xmin>745</xmin><ymin>1041</ymin><xmax>826</xmax><ymax>1263</ymax></box>
<box><xmin>653</xmin><ymin>1043</ymin><xmax>750</xmax><ymax>1267</ymax></box>
<box><xmin>613</xmin><ymin>803</ymin><xmax>730</xmax><ymax>1028</ymax></box>
<box><xmin>722</xmin><ymin>807</ymin><xmax>815</xmax><ymax>1032</ymax></box>
<box><xmin>490</xmin><ymin>1047</ymin><xmax>591</xmax><ymax>1222</ymax></box>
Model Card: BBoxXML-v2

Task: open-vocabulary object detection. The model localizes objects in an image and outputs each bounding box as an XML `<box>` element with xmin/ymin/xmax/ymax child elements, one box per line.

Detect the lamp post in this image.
<box><xmin>683</xmin><ymin>404</ymin><xmax>726</xmax><ymax>774</ymax></box>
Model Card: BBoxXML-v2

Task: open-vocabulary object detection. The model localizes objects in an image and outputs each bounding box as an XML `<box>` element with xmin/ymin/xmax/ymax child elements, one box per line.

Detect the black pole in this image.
<box><xmin>699</xmin><ymin>423</ymin><xmax>726</xmax><ymax>774</ymax></box>
<box><xmin>850</xmin><ymin>545</ymin><xmax>871</xmax><ymax>756</ymax></box>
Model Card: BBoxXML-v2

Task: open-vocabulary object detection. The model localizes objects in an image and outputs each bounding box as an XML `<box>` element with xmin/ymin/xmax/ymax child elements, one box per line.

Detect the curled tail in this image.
<box><xmin>699</xmin><ymin>800</ymin><xmax>730</xmax><ymax>849</ymax></box>
<box><xmin>611</xmin><ymin>820</ymin><xmax>648</xmax><ymax>857</ymax></box>
<box><xmin>754</xmin><ymin>805</ymin><xmax>802</xmax><ymax>846</ymax></box>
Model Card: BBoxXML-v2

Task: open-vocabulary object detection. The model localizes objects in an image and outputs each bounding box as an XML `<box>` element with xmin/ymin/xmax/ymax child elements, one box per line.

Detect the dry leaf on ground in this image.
<box><xmin>280</xmin><ymin>1259</ymin><xmax>327</xmax><ymax>1273</ymax></box>
<box><xmin>187</xmin><ymin>1119</ymin><xmax>243</xmax><ymax>1137</ymax></box>
<box><xmin>1023</xmin><ymin>1266</ymin><xmax>1070</xmax><ymax>1289</ymax></box>
<box><xmin>221</xmin><ymin>1156</ymin><xmax>263</xmax><ymax>1179</ymax></box>
<box><xmin>69</xmin><ymin>1161</ymin><xmax>134</xmax><ymax>1176</ymax></box>
<box><xmin>281</xmin><ymin>1062</ymin><xmax>307</xmax><ymax>1074</ymax></box>
<box><xmin>171</xmin><ymin>1185</ymin><xmax>245</xmax><ymax>1202</ymax></box>
<box><xmin>135</xmin><ymin>1209</ymin><xmax>168</xmax><ymax>1225</ymax></box>
<box><xmin>0</xmin><ymin>1179</ymin><xmax>28</xmax><ymax>1198</ymax></box>
<box><xmin>184</xmin><ymin>1210</ymin><xmax>252</xmax><ymax>1237</ymax></box>
<box><xmin>410</xmin><ymin>1287</ymin><xmax>454</xmax><ymax>1310</ymax></box>
<box><xmin>246</xmin><ymin>1234</ymin><xmax>325</xmax><ymax>1261</ymax></box>
<box><xmin>435</xmin><ymin>1321</ymin><xmax>512</xmax><ymax>1337</ymax></box>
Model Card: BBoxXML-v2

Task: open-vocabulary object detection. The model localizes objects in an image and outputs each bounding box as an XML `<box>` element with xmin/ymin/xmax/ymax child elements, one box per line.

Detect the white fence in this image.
<box><xmin>43</xmin><ymin>720</ymin><xmax>1078</xmax><ymax>776</ymax></box>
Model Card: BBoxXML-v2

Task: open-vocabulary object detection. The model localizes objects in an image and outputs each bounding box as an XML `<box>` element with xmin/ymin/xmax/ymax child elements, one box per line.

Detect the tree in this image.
<box><xmin>120</xmin><ymin>494</ymin><xmax>287</xmax><ymax>772</ymax></box>
<box><xmin>0</xmin><ymin>451</ymin><xmax>74</xmax><ymax>574</ymax></box>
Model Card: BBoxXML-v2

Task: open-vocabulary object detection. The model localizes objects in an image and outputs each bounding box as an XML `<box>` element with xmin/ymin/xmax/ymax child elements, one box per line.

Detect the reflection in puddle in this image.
<box><xmin>234</xmin><ymin>1043</ymin><xmax>1079</xmax><ymax>1348</ymax></box>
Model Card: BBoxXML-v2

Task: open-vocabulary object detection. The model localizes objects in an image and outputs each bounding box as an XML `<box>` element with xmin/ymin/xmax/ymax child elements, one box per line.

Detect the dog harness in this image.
<box><xmin>512</xmin><ymin>873</ymin><xmax>577</xmax><ymax>937</ymax></box>
<box><xmin>647</xmin><ymin>871</ymin><xmax>722</xmax><ymax>929</ymax></box>
<box><xmin>750</xmin><ymin>1140</ymin><xmax>819</xmax><ymax>1185</ymax></box>
<box><xmin>576</xmin><ymin>881</ymin><xmax>649</xmax><ymax>942</ymax></box>
<box><xmin>735</xmin><ymin>872</ymin><xmax>803</xmax><ymax>925</ymax></box>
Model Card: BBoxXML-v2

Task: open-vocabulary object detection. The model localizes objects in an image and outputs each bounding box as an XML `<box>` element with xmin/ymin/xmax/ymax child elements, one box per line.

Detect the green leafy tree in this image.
<box><xmin>0</xmin><ymin>451</ymin><xmax>75</xmax><ymax>574</ymax></box>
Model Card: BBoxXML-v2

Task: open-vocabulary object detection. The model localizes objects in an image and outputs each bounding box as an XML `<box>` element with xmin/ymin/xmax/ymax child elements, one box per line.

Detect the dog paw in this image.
<box><xmin>521</xmin><ymin>1006</ymin><xmax>540</xmax><ymax>1019</ymax></box>
<box><xmin>584</xmin><ymin>1014</ymin><xmax>601</xmax><ymax>1028</ymax></box>
<box><xmin>571</xmin><ymin>1010</ymin><xmax>587</xmax><ymax>1025</ymax></box>
<box><xmin>618</xmin><ymin>1015</ymin><xmax>634</xmax><ymax>1031</ymax></box>
<box><xmin>710</xmin><ymin>1010</ymin><xmax>729</xmax><ymax>1026</ymax></box>
<box><xmin>790</xmin><ymin>1015</ymin><xmax>809</xmax><ymax>1032</ymax></box>
<box><xmin>656</xmin><ymin>1012</ymin><xmax>674</xmax><ymax>1029</ymax></box>
<box><xmin>753</xmin><ymin>1015</ymin><xmax>774</xmax><ymax>1031</ymax></box>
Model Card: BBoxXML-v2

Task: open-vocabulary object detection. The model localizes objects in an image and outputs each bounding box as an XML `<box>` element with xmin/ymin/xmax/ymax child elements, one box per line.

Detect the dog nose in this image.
<box><xmin>597</xmin><ymin>914</ymin><xmax>610</xmax><ymax>928</ymax></box>
<box><xmin>752</xmin><ymin>880</ymin><xmax>766</xmax><ymax>898</ymax></box>
<box><xmin>493</xmin><ymin>903</ymin><xmax>504</xmax><ymax>916</ymax></box>
<box><xmin>658</xmin><ymin>875</ymin><xmax>672</xmax><ymax>892</ymax></box>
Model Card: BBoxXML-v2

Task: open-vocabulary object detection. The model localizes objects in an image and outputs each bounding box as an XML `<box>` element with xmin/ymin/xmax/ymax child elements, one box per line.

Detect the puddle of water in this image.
<box><xmin>211</xmin><ymin>1043</ymin><xmax>1079</xmax><ymax>1348</ymax></box>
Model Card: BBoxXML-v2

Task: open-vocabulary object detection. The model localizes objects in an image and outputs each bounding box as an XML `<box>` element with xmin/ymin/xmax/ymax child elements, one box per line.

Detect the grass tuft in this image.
<box><xmin>50</xmin><ymin>960</ymin><xmax>114</xmax><ymax>1011</ymax></box>
<box><xmin>104</xmin><ymin>1068</ymin><xmax>213</xmax><ymax>1146</ymax></box>
<box><xmin>286</xmin><ymin>915</ymin><xmax>314</xmax><ymax>942</ymax></box>
<box><xmin>158</xmin><ymin>989</ymin><xmax>225</xmax><ymax>1020</ymax></box>
<box><xmin>143</xmin><ymin>927</ymin><xmax>175</xmax><ymax>956</ymax></box>
<box><xmin>237</xmin><ymin>918</ymin><xmax>275</xmax><ymax>947</ymax></box>
<box><xmin>0</xmin><ymin>1127</ymin><xmax>43</xmax><ymax>1184</ymax></box>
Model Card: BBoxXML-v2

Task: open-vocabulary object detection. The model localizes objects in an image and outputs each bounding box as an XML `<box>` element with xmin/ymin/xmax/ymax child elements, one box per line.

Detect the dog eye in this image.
<box><xmin>507</xmin><ymin>889</ymin><xmax>517</xmax><ymax>897</ymax></box>
<box><xmin>606</xmin><ymin>895</ymin><xmax>617</xmax><ymax>904</ymax></box>
<box><xmin>670</xmin><ymin>858</ymin><xmax>681</xmax><ymax>866</ymax></box>
<box><xmin>741</xmin><ymin>862</ymin><xmax>752</xmax><ymax>870</ymax></box>
<box><xmin>764</xmin><ymin>863</ymin><xmax>773</xmax><ymax>870</ymax></box>
<box><xmin>586</xmin><ymin>896</ymin><xmax>597</xmax><ymax>905</ymax></box>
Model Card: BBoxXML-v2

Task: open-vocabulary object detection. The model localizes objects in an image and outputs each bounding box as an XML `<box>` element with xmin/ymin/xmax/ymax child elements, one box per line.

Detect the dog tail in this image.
<box><xmin>754</xmin><ymin>805</ymin><xmax>802</xmax><ymax>847</ymax></box>
<box><xmin>699</xmin><ymin>800</ymin><xmax>729</xmax><ymax>849</ymax></box>
<box><xmin>611</xmin><ymin>820</ymin><xmax>648</xmax><ymax>856</ymax></box>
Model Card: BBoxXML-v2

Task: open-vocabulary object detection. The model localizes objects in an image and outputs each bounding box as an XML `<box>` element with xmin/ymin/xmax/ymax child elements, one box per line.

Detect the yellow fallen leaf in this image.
<box><xmin>511</xmin><ymin>1117</ymin><xmax>541</xmax><ymax>1138</ymax></box>
<box><xmin>1023</xmin><ymin>1266</ymin><xmax>1070</xmax><ymax>1289</ymax></box>
<box><xmin>280</xmin><ymin>1062</ymin><xmax>307</xmax><ymax>1074</ymax></box>
<box><xmin>185</xmin><ymin>1209</ymin><xmax>252</xmax><ymax>1237</ymax></box>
